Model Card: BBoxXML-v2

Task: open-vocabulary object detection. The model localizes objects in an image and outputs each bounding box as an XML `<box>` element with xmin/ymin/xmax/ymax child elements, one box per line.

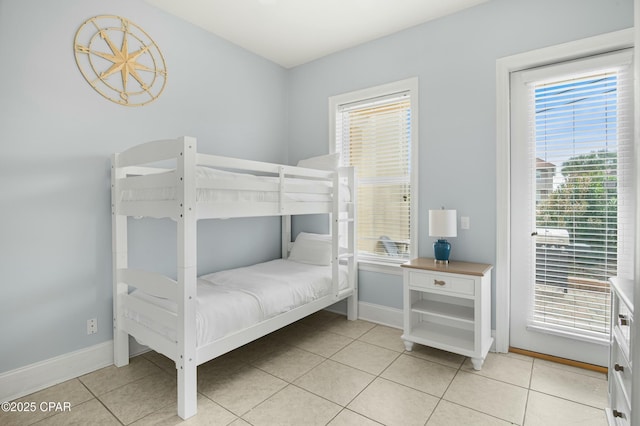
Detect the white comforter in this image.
<box><xmin>125</xmin><ymin>259</ymin><xmax>348</xmax><ymax>346</ymax></box>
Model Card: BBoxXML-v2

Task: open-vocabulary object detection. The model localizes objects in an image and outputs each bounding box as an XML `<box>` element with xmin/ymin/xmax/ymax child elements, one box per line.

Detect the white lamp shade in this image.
<box><xmin>429</xmin><ymin>209</ymin><xmax>457</xmax><ymax>238</ymax></box>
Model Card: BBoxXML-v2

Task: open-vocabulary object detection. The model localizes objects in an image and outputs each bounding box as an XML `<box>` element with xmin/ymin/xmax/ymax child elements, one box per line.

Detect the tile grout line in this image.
<box><xmin>423</xmin><ymin>356</ymin><xmax>467</xmax><ymax>425</ymax></box>
<box><xmin>77</xmin><ymin>378</ymin><xmax>126</xmax><ymax>426</ymax></box>
<box><xmin>518</xmin><ymin>352</ymin><xmax>535</xmax><ymax>426</ymax></box>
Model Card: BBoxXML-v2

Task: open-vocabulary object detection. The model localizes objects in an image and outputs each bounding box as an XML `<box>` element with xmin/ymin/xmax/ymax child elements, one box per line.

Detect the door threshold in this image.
<box><xmin>509</xmin><ymin>347</ymin><xmax>607</xmax><ymax>374</ymax></box>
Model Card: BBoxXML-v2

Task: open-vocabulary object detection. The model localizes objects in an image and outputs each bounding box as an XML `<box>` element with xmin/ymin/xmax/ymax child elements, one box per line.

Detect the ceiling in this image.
<box><xmin>144</xmin><ymin>0</ymin><xmax>488</xmax><ymax>68</ymax></box>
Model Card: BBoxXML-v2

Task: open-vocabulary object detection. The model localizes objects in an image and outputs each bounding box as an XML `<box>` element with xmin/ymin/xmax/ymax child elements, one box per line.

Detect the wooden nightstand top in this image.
<box><xmin>401</xmin><ymin>258</ymin><xmax>493</xmax><ymax>277</ymax></box>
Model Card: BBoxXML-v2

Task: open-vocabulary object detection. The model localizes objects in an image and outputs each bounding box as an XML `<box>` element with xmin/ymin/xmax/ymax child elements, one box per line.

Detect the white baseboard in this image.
<box><xmin>0</xmin><ymin>337</ymin><xmax>152</xmax><ymax>403</ymax></box>
<box><xmin>0</xmin><ymin>341</ymin><xmax>114</xmax><ymax>403</ymax></box>
<box><xmin>325</xmin><ymin>301</ymin><xmax>403</xmax><ymax>329</ymax></box>
<box><xmin>357</xmin><ymin>301</ymin><xmax>403</xmax><ymax>329</ymax></box>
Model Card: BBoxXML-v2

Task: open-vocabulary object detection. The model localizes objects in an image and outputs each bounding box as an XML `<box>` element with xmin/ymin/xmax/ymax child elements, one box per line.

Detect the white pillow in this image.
<box><xmin>288</xmin><ymin>232</ymin><xmax>332</xmax><ymax>266</ymax></box>
<box><xmin>296</xmin><ymin>152</ymin><xmax>340</xmax><ymax>170</ymax></box>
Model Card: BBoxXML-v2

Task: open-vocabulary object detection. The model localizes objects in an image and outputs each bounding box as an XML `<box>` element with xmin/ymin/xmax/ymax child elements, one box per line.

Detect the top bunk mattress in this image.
<box><xmin>120</xmin><ymin>166</ymin><xmax>351</xmax><ymax>204</ymax></box>
<box><xmin>124</xmin><ymin>259</ymin><xmax>349</xmax><ymax>347</ymax></box>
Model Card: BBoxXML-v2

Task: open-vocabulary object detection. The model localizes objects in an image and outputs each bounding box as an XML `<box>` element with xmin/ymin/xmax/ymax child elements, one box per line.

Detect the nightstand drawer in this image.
<box><xmin>612</xmin><ymin>339</ymin><xmax>632</xmax><ymax>406</ymax></box>
<box><xmin>615</xmin><ymin>309</ymin><xmax>633</xmax><ymax>361</ymax></box>
<box><xmin>609</xmin><ymin>370</ymin><xmax>631</xmax><ymax>426</ymax></box>
<box><xmin>408</xmin><ymin>271</ymin><xmax>474</xmax><ymax>296</ymax></box>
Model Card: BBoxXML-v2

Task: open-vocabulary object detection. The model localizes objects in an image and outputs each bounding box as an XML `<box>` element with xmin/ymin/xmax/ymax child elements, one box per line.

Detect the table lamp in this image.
<box><xmin>429</xmin><ymin>208</ymin><xmax>457</xmax><ymax>263</ymax></box>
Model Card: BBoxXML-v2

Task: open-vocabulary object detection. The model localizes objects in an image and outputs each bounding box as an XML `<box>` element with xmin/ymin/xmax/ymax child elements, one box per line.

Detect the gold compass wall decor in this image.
<box><xmin>74</xmin><ymin>15</ymin><xmax>167</xmax><ymax>107</ymax></box>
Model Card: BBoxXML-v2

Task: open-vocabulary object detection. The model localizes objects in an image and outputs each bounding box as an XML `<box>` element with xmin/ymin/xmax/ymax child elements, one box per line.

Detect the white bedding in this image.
<box><xmin>124</xmin><ymin>259</ymin><xmax>348</xmax><ymax>346</ymax></box>
<box><xmin>121</xmin><ymin>166</ymin><xmax>350</xmax><ymax>204</ymax></box>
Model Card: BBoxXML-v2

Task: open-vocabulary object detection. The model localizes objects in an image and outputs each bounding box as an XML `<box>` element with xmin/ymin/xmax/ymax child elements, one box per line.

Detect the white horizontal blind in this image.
<box><xmin>336</xmin><ymin>93</ymin><xmax>412</xmax><ymax>260</ymax></box>
<box><xmin>526</xmin><ymin>51</ymin><xmax>634</xmax><ymax>341</ymax></box>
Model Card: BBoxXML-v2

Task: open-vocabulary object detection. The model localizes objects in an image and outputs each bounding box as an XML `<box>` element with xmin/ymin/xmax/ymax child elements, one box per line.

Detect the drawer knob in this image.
<box><xmin>433</xmin><ymin>279</ymin><xmax>446</xmax><ymax>286</ymax></box>
<box><xmin>614</xmin><ymin>363</ymin><xmax>624</xmax><ymax>372</ymax></box>
<box><xmin>613</xmin><ymin>409</ymin><xmax>625</xmax><ymax>418</ymax></box>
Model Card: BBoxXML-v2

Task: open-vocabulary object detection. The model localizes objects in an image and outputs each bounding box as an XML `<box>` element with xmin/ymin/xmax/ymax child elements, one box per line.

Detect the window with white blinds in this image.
<box><xmin>332</xmin><ymin>81</ymin><xmax>417</xmax><ymax>262</ymax></box>
<box><xmin>525</xmin><ymin>50</ymin><xmax>634</xmax><ymax>341</ymax></box>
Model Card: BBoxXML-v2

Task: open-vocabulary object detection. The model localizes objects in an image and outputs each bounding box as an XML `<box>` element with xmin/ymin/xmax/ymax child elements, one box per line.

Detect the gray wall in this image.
<box><xmin>287</xmin><ymin>0</ymin><xmax>633</xmax><ymax>322</ymax></box>
<box><xmin>0</xmin><ymin>0</ymin><xmax>633</xmax><ymax>375</ymax></box>
<box><xmin>0</xmin><ymin>0</ymin><xmax>287</xmax><ymax>374</ymax></box>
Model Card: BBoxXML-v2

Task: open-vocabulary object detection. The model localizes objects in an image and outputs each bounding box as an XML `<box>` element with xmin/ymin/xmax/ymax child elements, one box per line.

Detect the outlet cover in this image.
<box><xmin>87</xmin><ymin>318</ymin><xmax>97</xmax><ymax>335</ymax></box>
<box><xmin>461</xmin><ymin>216</ymin><xmax>470</xmax><ymax>230</ymax></box>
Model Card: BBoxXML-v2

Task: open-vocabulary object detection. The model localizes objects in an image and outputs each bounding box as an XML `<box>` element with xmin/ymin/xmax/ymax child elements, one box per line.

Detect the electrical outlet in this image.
<box><xmin>87</xmin><ymin>318</ymin><xmax>97</xmax><ymax>335</ymax></box>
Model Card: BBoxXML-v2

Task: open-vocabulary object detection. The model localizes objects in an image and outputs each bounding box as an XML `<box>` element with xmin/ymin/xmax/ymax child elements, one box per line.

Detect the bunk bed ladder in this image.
<box><xmin>345</xmin><ymin>167</ymin><xmax>358</xmax><ymax>320</ymax></box>
<box><xmin>332</xmin><ymin>171</ymin><xmax>340</xmax><ymax>300</ymax></box>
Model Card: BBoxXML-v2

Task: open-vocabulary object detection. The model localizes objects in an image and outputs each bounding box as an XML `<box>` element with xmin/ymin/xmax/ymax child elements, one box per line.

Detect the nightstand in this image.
<box><xmin>401</xmin><ymin>258</ymin><xmax>493</xmax><ymax>370</ymax></box>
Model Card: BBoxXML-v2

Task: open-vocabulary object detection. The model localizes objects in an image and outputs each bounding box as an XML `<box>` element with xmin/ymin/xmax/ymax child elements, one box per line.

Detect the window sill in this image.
<box><xmin>358</xmin><ymin>259</ymin><xmax>405</xmax><ymax>276</ymax></box>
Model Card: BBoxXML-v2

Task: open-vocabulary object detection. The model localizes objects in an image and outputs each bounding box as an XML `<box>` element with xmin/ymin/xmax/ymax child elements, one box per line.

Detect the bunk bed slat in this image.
<box><xmin>282</xmin><ymin>202</ymin><xmax>333</xmax><ymax>215</ymax></box>
<box><xmin>283</xmin><ymin>165</ymin><xmax>334</xmax><ymax>179</ymax></box>
<box><xmin>119</xmin><ymin>171</ymin><xmax>177</xmax><ymax>191</ymax></box>
<box><xmin>189</xmin><ymin>178</ymin><xmax>336</xmax><ymax>195</ymax></box>
<box><xmin>118</xmin><ymin>269</ymin><xmax>178</xmax><ymax>300</ymax></box>
<box><xmin>197</xmin><ymin>153</ymin><xmax>282</xmax><ymax>174</ymax></box>
<box><xmin>118</xmin><ymin>200</ymin><xmax>178</xmax><ymax>219</ymax></box>
<box><xmin>196</xmin><ymin>178</ymin><xmax>280</xmax><ymax>192</ymax></box>
<box><xmin>284</xmin><ymin>183</ymin><xmax>332</xmax><ymax>195</ymax></box>
<box><xmin>121</xmin><ymin>294</ymin><xmax>177</xmax><ymax>331</ymax></box>
<box><xmin>195</xmin><ymin>201</ymin><xmax>333</xmax><ymax>219</ymax></box>
<box><xmin>124</xmin><ymin>166</ymin><xmax>173</xmax><ymax>176</ymax></box>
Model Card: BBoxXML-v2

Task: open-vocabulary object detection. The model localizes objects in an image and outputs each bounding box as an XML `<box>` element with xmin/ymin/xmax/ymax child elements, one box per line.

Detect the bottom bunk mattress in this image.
<box><xmin>123</xmin><ymin>259</ymin><xmax>348</xmax><ymax>347</ymax></box>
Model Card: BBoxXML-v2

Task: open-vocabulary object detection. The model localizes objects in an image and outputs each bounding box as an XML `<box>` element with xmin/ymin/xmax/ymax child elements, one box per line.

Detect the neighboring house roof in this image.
<box><xmin>536</xmin><ymin>157</ymin><xmax>556</xmax><ymax>170</ymax></box>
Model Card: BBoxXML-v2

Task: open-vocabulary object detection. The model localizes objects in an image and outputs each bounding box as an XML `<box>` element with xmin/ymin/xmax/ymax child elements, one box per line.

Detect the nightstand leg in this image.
<box><xmin>403</xmin><ymin>339</ymin><xmax>414</xmax><ymax>351</ymax></box>
<box><xmin>470</xmin><ymin>357</ymin><xmax>484</xmax><ymax>370</ymax></box>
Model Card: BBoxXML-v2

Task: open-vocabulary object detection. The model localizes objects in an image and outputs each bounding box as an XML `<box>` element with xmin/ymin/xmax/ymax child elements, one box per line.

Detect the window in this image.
<box><xmin>522</xmin><ymin>50</ymin><xmax>634</xmax><ymax>341</ymax></box>
<box><xmin>330</xmin><ymin>78</ymin><xmax>418</xmax><ymax>263</ymax></box>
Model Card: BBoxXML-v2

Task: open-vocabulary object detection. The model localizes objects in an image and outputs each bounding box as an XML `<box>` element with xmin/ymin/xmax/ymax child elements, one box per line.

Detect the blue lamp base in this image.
<box><xmin>433</xmin><ymin>239</ymin><xmax>451</xmax><ymax>263</ymax></box>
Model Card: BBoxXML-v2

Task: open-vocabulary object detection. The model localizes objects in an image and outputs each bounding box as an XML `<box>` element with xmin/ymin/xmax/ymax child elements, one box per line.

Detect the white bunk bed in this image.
<box><xmin>111</xmin><ymin>136</ymin><xmax>357</xmax><ymax>419</ymax></box>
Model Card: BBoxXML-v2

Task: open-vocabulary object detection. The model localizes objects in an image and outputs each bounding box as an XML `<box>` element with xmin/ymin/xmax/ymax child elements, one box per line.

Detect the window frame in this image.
<box><xmin>329</xmin><ymin>78</ymin><xmax>419</xmax><ymax>269</ymax></box>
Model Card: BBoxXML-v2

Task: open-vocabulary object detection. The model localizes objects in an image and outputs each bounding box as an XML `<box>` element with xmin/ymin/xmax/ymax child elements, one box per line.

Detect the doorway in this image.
<box><xmin>508</xmin><ymin>50</ymin><xmax>633</xmax><ymax>366</ymax></box>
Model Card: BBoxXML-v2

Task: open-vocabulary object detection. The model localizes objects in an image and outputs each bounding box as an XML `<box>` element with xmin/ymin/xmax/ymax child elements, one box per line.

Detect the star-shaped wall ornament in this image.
<box><xmin>74</xmin><ymin>15</ymin><xmax>167</xmax><ymax>106</ymax></box>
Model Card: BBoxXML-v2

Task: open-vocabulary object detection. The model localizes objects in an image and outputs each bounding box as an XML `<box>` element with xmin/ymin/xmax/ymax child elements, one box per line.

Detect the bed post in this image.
<box><xmin>111</xmin><ymin>154</ymin><xmax>130</xmax><ymax>366</ymax></box>
<box><xmin>176</xmin><ymin>136</ymin><xmax>198</xmax><ymax>419</ymax></box>
<box><xmin>346</xmin><ymin>167</ymin><xmax>358</xmax><ymax>321</ymax></box>
<box><xmin>331</xmin><ymin>172</ymin><xmax>340</xmax><ymax>300</ymax></box>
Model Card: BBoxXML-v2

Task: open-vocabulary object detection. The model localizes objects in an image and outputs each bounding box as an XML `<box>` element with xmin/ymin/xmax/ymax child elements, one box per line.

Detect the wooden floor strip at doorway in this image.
<box><xmin>509</xmin><ymin>347</ymin><xmax>608</xmax><ymax>374</ymax></box>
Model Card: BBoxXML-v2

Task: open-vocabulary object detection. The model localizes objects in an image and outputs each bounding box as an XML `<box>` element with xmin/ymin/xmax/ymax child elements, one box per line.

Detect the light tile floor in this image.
<box><xmin>2</xmin><ymin>311</ymin><xmax>609</xmax><ymax>425</ymax></box>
